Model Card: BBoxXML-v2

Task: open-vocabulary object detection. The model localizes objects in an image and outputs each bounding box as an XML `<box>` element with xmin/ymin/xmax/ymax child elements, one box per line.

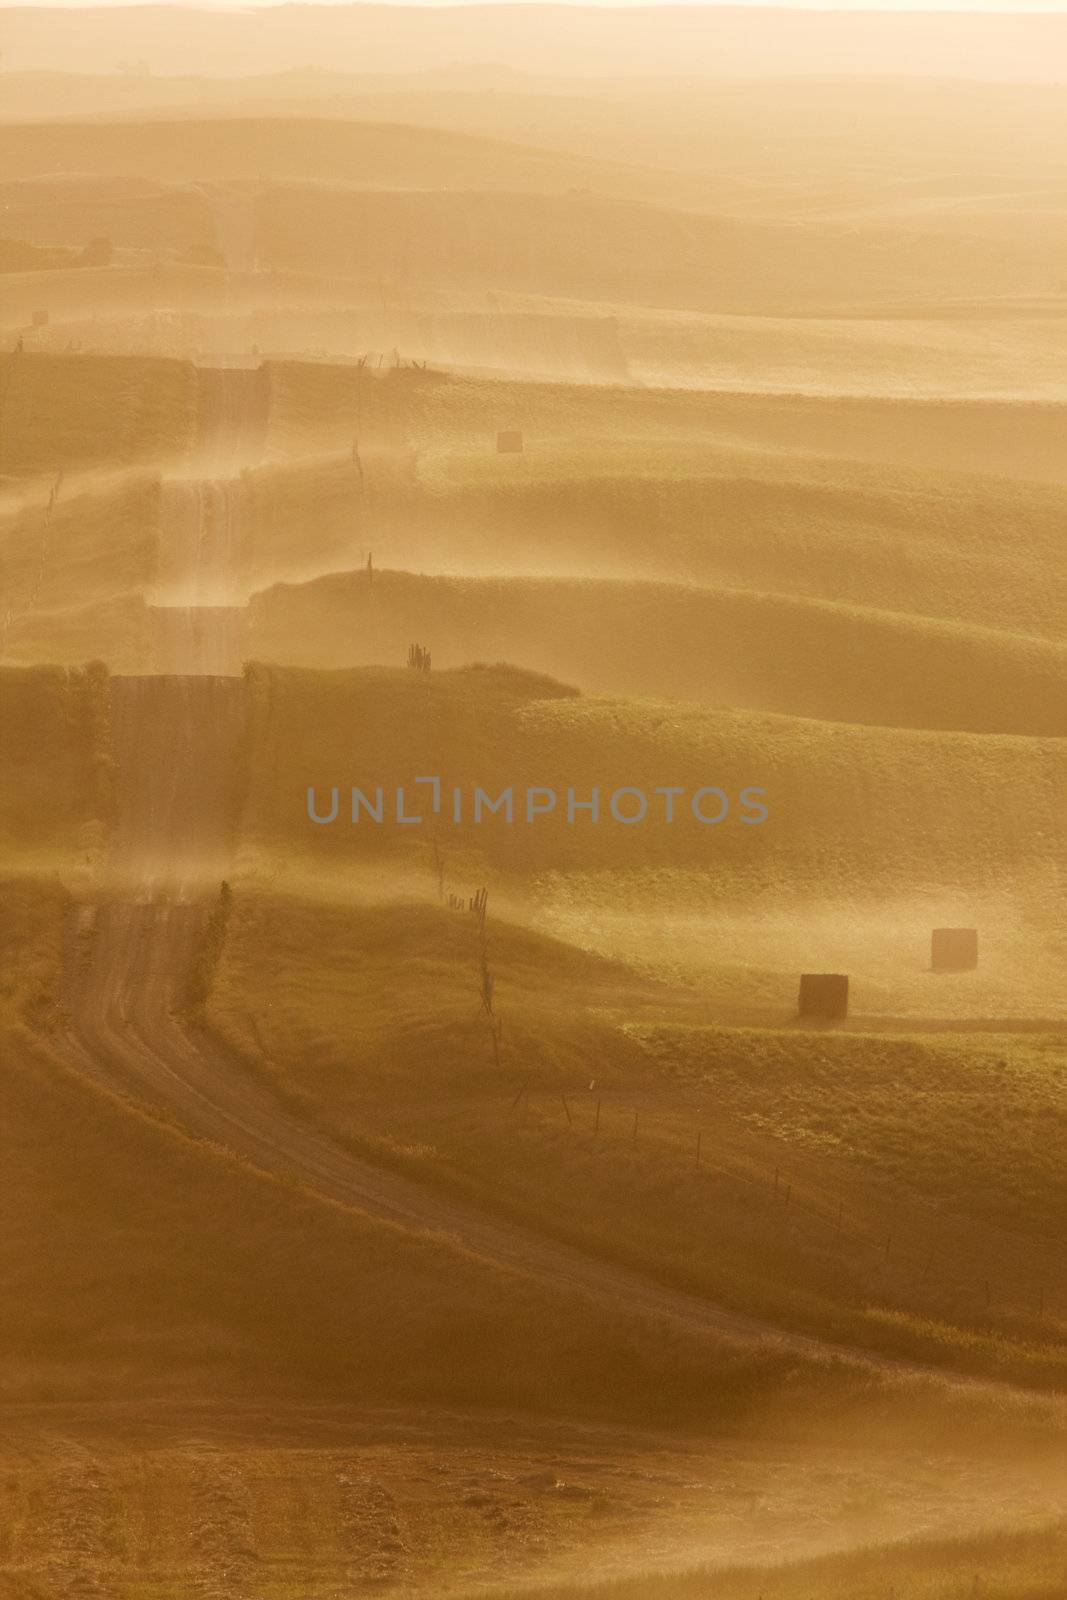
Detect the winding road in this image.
<box><xmin>58</xmin><ymin>668</ymin><xmax>863</xmax><ymax>1364</ymax></box>
<box><xmin>54</xmin><ymin>367</ymin><xmax>1004</xmax><ymax>1390</ymax></box>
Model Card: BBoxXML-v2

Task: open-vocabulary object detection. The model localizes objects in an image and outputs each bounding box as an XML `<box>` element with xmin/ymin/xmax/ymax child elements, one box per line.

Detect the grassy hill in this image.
<box><xmin>230</xmin><ymin>663</ymin><xmax>1065</xmax><ymax>1023</ymax></box>
<box><xmin>203</xmin><ymin>884</ymin><xmax>1067</xmax><ymax>1386</ymax></box>
<box><xmin>2</xmin><ymin>661</ymin><xmax>995</xmax><ymax>1433</ymax></box>
<box><xmin>0</xmin><ymin>352</ymin><xmax>197</xmax><ymax>476</ymax></box>
<box><xmin>7</xmin><ymin>408</ymin><xmax>1065</xmax><ymax>664</ymax></box>
<box><xmin>5</xmin><ymin>73</ymin><xmax>1066</xmax><ymax>206</ymax></box>
<box><xmin>247</xmin><ymin>572</ymin><xmax>1067</xmax><ymax>736</ymax></box>
<box><xmin>0</xmin><ymin>174</ymin><xmax>217</xmax><ymax>257</ymax></box>
<box><xmin>247</xmin><ymin>358</ymin><xmax>1067</xmax><ymax>487</ymax></box>
<box><xmin>0</xmin><ymin>117</ymin><xmax>706</xmax><ymax>211</ymax></box>
<box><xmin>618</xmin><ymin>304</ymin><xmax>1067</xmax><ymax>402</ymax></box>
<box><xmin>250</xmin><ymin>186</ymin><xmax>1056</xmax><ymax>314</ymax></box>
<box><xmin>0</xmin><ymin>662</ymin><xmax>108</xmax><ymax>870</ymax></box>
<box><xmin>18</xmin><ymin>295</ymin><xmax>1067</xmax><ymax>400</ymax></box>
<box><xmin>474</xmin><ymin>1518</ymin><xmax>1067</xmax><ymax>1600</ymax></box>
<box><xmin>5</xmin><ymin>170</ymin><xmax>1052</xmax><ymax>313</ymax></box>
<box><xmin>1</xmin><ymin>595</ymin><xmax>153</xmax><ymax>672</ymax></box>
<box><xmin>375</xmin><ymin>451</ymin><xmax>1067</xmax><ymax>640</ymax></box>
<box><xmin>11</xmin><ymin>282</ymin><xmax>1067</xmax><ymax>403</ymax></box>
<box><xmin>188</xmin><ymin>640</ymin><xmax>1067</xmax><ymax>1380</ymax></box>
<box><xmin>0</xmin><ymin>469</ymin><xmax>157</xmax><ymax>616</ymax></box>
<box><xmin>0</xmin><ymin>260</ymin><xmax>254</xmax><ymax>336</ymax></box>
<box><xmin>404</xmin><ymin>376</ymin><xmax>1067</xmax><ymax>486</ymax></box>
<box><xmin>0</xmin><ymin>668</ymin><xmax>892</xmax><ymax>1426</ymax></box>
<box><xmin>6</xmin><ymin>354</ymin><xmax>1066</xmax><ymax>488</ymax></box>
<box><xmin>7</xmin><ymin>1016</ymin><xmax>805</xmax><ymax>1427</ymax></box>
<box><xmin>0</xmin><ymin>663</ymin><xmax>109</xmax><ymax>1019</ymax></box>
<box><xmin>236</xmin><ymin>662</ymin><xmax>1067</xmax><ymax>894</ymax></box>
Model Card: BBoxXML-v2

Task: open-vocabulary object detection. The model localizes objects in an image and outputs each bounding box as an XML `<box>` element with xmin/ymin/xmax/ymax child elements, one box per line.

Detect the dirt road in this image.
<box><xmin>148</xmin><ymin>368</ymin><xmax>264</xmax><ymax>670</ymax></box>
<box><xmin>53</xmin><ymin>362</ymin><xmax>1011</xmax><ymax>1391</ymax></box>
<box><xmin>57</xmin><ymin>671</ymin><xmax>1022</xmax><ymax>1386</ymax></box>
<box><xmin>56</xmin><ymin>670</ymin><xmax>826</xmax><ymax>1351</ymax></box>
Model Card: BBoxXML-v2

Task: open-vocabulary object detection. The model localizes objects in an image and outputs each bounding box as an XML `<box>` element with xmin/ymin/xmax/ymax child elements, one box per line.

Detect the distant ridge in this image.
<box><xmin>2</xmin><ymin>5</ymin><xmax>1067</xmax><ymax>83</ymax></box>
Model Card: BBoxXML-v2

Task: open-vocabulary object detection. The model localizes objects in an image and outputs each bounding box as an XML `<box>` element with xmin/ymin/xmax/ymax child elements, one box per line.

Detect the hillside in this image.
<box><xmin>0</xmin><ymin>663</ymin><xmax>107</xmax><ymax>872</ymax></box>
<box><xmin>3</xmin><ymin>76</ymin><xmax>1067</xmax><ymax>214</ymax></box>
<box><xmin>9</xmin><ymin>270</ymin><xmax>1067</xmax><ymax>398</ymax></box>
<box><xmin>233</xmin><ymin>664</ymin><xmax>1066</xmax><ymax>1019</ymax></box>
<box><xmin>0</xmin><ymin>117</ymin><xmax>706</xmax><ymax>210</ymax></box>
<box><xmin>235</xmin><ymin>664</ymin><xmax>1067</xmax><ymax>880</ymax></box>
<box><xmin>0</xmin><ymin>663</ymin><xmax>109</xmax><ymax>1024</ymax></box>
<box><xmin>368</xmin><ymin>452</ymin><xmax>1067</xmax><ymax>638</ymax></box>
<box><xmin>250</xmin><ymin>187</ymin><xmax>1061</xmax><ymax>313</ymax></box>
<box><xmin>204</xmin><ymin>886</ymin><xmax>1067</xmax><ymax>1384</ymax></box>
<box><xmin>405</xmin><ymin>377</ymin><xmax>1067</xmax><ymax>485</ymax></box>
<box><xmin>0</xmin><ymin>352</ymin><xmax>198</xmax><ymax>476</ymax></box>
<box><xmin>6</xmin><ymin>354</ymin><xmax>1066</xmax><ymax>489</ymax></box>
<box><xmin>4</xmin><ymin>175</ymin><xmax>1059</xmax><ymax>314</ymax></box>
<box><xmin>0</xmin><ymin>470</ymin><xmax>158</xmax><ymax>616</ymax></box>
<box><xmin>0</xmin><ymin>173</ymin><xmax>217</xmax><ymax>258</ymax></box>
<box><xmin>474</xmin><ymin>1519</ymin><xmax>1067</xmax><ymax>1600</ymax></box>
<box><xmin>6</xmin><ymin>431</ymin><xmax>1065</xmax><ymax>659</ymax></box>
<box><xmin>247</xmin><ymin>572</ymin><xmax>1067</xmax><ymax>736</ymax></box>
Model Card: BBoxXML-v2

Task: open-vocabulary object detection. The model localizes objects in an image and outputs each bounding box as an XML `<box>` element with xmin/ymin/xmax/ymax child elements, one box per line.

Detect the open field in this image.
<box><xmin>474</xmin><ymin>1518</ymin><xmax>1067</xmax><ymax>1600</ymax></box>
<box><xmin>247</xmin><ymin>576</ymin><xmax>1067</xmax><ymax>733</ymax></box>
<box><xmin>206</xmin><ymin>887</ymin><xmax>1067</xmax><ymax>1384</ymax></box>
<box><xmin>7</xmin><ymin>353</ymin><xmax>1067</xmax><ymax>483</ymax></box>
<box><xmin>230</xmin><ymin>665</ymin><xmax>1066</xmax><ymax>1011</ymax></box>
<box><xmin>3</xmin><ymin>173</ymin><xmax>1063</xmax><ymax>315</ymax></box>
<box><xmin>0</xmin><ymin>1406</ymin><xmax>1061</xmax><ymax>1599</ymax></box>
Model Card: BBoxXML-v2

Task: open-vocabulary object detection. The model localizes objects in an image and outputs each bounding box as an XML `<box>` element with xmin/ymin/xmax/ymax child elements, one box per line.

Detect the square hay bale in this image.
<box><xmin>798</xmin><ymin>973</ymin><xmax>849</xmax><ymax>1020</ymax></box>
<box><xmin>496</xmin><ymin>429</ymin><xmax>524</xmax><ymax>454</ymax></box>
<box><xmin>931</xmin><ymin>928</ymin><xmax>978</xmax><ymax>971</ymax></box>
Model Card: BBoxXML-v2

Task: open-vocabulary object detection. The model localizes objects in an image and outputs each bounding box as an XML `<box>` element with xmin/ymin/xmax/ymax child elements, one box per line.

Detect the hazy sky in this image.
<box><xmin>13</xmin><ymin>0</ymin><xmax>1067</xmax><ymax>10</ymax></box>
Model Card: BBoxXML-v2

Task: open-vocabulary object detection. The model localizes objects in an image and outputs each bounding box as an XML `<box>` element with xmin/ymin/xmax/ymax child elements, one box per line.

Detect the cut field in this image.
<box><xmin>474</xmin><ymin>1517</ymin><xmax>1067</xmax><ymax>1600</ymax></box>
<box><xmin>0</xmin><ymin>351</ymin><xmax>198</xmax><ymax>476</ymax></box>
<box><xmin>234</xmin><ymin>663</ymin><xmax>1067</xmax><ymax>902</ymax></box>
<box><xmin>204</xmin><ymin>884</ymin><xmax>1067</xmax><ymax>1388</ymax></box>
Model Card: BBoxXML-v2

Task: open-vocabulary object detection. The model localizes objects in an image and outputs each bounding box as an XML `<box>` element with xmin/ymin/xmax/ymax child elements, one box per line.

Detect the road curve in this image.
<box><xmin>52</xmin><ymin>672</ymin><xmax>1008</xmax><ymax>1388</ymax></box>
<box><xmin>52</xmin><ymin>367</ymin><xmax>1002</xmax><ymax>1394</ymax></box>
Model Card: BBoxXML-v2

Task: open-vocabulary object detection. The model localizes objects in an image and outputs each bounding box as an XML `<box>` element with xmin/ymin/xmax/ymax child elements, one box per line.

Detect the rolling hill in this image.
<box><xmin>246</xmin><ymin>572</ymin><xmax>1067</xmax><ymax>735</ymax></box>
<box><xmin>0</xmin><ymin>116</ymin><xmax>708</xmax><ymax>210</ymax></box>
<box><xmin>231</xmin><ymin>663</ymin><xmax>1066</xmax><ymax>1019</ymax></box>
<box><xmin>4</xmin><ymin>173</ymin><xmax>1060</xmax><ymax>314</ymax></box>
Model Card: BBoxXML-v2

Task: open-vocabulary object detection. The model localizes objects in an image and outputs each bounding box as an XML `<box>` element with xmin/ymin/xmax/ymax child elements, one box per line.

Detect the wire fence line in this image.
<box><xmin>502</xmin><ymin>1075</ymin><xmax>1062</xmax><ymax>1330</ymax></box>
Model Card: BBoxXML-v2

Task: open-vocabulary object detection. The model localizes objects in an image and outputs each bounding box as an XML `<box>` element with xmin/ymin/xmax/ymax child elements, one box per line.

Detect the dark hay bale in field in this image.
<box><xmin>798</xmin><ymin>973</ymin><xmax>849</xmax><ymax>1020</ymax></box>
<box><xmin>931</xmin><ymin>928</ymin><xmax>978</xmax><ymax>971</ymax></box>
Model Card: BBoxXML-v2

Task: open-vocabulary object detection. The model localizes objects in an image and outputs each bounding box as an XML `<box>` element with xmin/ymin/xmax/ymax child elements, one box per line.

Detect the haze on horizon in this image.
<box><xmin>9</xmin><ymin>0</ymin><xmax>1067</xmax><ymax>10</ymax></box>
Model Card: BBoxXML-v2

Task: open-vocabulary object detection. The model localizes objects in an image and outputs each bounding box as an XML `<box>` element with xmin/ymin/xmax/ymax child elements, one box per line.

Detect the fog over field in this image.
<box><xmin>0</xmin><ymin>4</ymin><xmax>1064</xmax><ymax>1597</ymax></box>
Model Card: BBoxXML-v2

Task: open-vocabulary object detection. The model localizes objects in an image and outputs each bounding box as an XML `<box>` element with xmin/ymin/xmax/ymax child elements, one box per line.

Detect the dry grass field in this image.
<box><xmin>0</xmin><ymin>4</ymin><xmax>1064</xmax><ymax>1594</ymax></box>
<box><xmin>474</xmin><ymin>1519</ymin><xmax>1067</xmax><ymax>1600</ymax></box>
